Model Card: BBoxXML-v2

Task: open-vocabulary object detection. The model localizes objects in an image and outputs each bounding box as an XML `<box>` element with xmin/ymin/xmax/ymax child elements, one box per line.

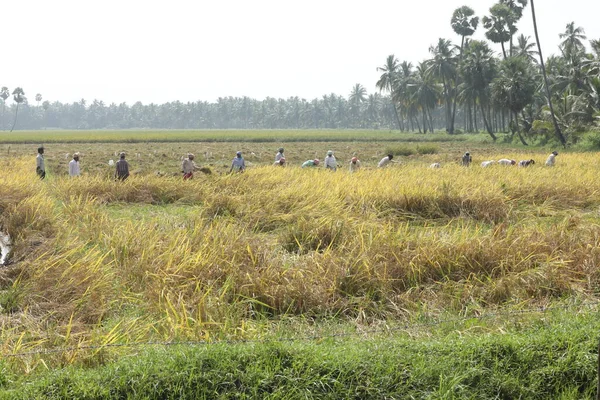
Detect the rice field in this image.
<box><xmin>1</xmin><ymin>134</ymin><xmax>599</xmax><ymax>396</ymax></box>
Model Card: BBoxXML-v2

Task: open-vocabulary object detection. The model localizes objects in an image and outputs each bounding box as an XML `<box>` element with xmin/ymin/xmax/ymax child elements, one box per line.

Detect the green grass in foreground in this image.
<box><xmin>0</xmin><ymin>129</ymin><xmax>477</xmax><ymax>143</ymax></box>
<box><xmin>1</xmin><ymin>308</ymin><xmax>597</xmax><ymax>399</ymax></box>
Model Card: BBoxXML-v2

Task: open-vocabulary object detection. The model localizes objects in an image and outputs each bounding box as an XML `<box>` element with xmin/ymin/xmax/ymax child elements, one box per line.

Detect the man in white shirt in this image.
<box><xmin>275</xmin><ymin>148</ymin><xmax>285</xmax><ymax>162</ymax></box>
<box><xmin>69</xmin><ymin>153</ymin><xmax>81</xmax><ymax>177</ymax></box>
<box><xmin>378</xmin><ymin>154</ymin><xmax>395</xmax><ymax>168</ymax></box>
<box><xmin>36</xmin><ymin>147</ymin><xmax>46</xmax><ymax>179</ymax></box>
<box><xmin>545</xmin><ymin>151</ymin><xmax>558</xmax><ymax>166</ymax></box>
<box><xmin>181</xmin><ymin>153</ymin><xmax>199</xmax><ymax>180</ymax></box>
<box><xmin>324</xmin><ymin>150</ymin><xmax>337</xmax><ymax>171</ymax></box>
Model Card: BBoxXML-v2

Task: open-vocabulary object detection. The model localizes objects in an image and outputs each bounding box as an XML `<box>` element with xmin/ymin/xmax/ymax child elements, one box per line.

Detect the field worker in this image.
<box><xmin>115</xmin><ymin>152</ymin><xmax>130</xmax><ymax>181</ymax></box>
<box><xmin>461</xmin><ymin>152</ymin><xmax>472</xmax><ymax>166</ymax></box>
<box><xmin>302</xmin><ymin>159</ymin><xmax>320</xmax><ymax>168</ymax></box>
<box><xmin>546</xmin><ymin>151</ymin><xmax>558</xmax><ymax>166</ymax></box>
<box><xmin>429</xmin><ymin>163</ymin><xmax>441</xmax><ymax>169</ymax></box>
<box><xmin>36</xmin><ymin>146</ymin><xmax>46</xmax><ymax>179</ymax></box>
<box><xmin>0</xmin><ymin>228</ymin><xmax>11</xmax><ymax>266</ymax></box>
<box><xmin>481</xmin><ymin>160</ymin><xmax>495</xmax><ymax>167</ymax></box>
<box><xmin>518</xmin><ymin>159</ymin><xmax>535</xmax><ymax>167</ymax></box>
<box><xmin>181</xmin><ymin>153</ymin><xmax>199</xmax><ymax>180</ymax></box>
<box><xmin>273</xmin><ymin>157</ymin><xmax>286</xmax><ymax>167</ymax></box>
<box><xmin>275</xmin><ymin>147</ymin><xmax>285</xmax><ymax>162</ymax></box>
<box><xmin>349</xmin><ymin>157</ymin><xmax>361</xmax><ymax>172</ymax></box>
<box><xmin>230</xmin><ymin>151</ymin><xmax>246</xmax><ymax>173</ymax></box>
<box><xmin>69</xmin><ymin>153</ymin><xmax>81</xmax><ymax>177</ymax></box>
<box><xmin>378</xmin><ymin>154</ymin><xmax>395</xmax><ymax>168</ymax></box>
<box><xmin>324</xmin><ymin>150</ymin><xmax>337</xmax><ymax>171</ymax></box>
<box><xmin>498</xmin><ymin>159</ymin><xmax>516</xmax><ymax>166</ymax></box>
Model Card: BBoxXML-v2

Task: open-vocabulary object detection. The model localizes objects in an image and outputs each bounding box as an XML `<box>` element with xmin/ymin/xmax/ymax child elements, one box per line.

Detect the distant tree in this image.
<box><xmin>10</xmin><ymin>87</ymin><xmax>25</xmax><ymax>132</ymax></box>
<box><xmin>460</xmin><ymin>40</ymin><xmax>498</xmax><ymax>140</ymax></box>
<box><xmin>376</xmin><ymin>55</ymin><xmax>403</xmax><ymax>129</ymax></box>
<box><xmin>35</xmin><ymin>93</ymin><xmax>42</xmax><ymax>107</ymax></box>
<box><xmin>559</xmin><ymin>22</ymin><xmax>587</xmax><ymax>58</ymax></box>
<box><xmin>482</xmin><ymin>3</ymin><xmax>517</xmax><ymax>59</ymax></box>
<box><xmin>499</xmin><ymin>0</ymin><xmax>528</xmax><ymax>56</ymax></box>
<box><xmin>491</xmin><ymin>57</ymin><xmax>535</xmax><ymax>145</ymax></box>
<box><xmin>451</xmin><ymin>6</ymin><xmax>479</xmax><ymax>133</ymax></box>
<box><xmin>42</xmin><ymin>100</ymin><xmax>50</xmax><ymax>129</ymax></box>
<box><xmin>426</xmin><ymin>38</ymin><xmax>457</xmax><ymax>133</ymax></box>
<box><xmin>530</xmin><ymin>0</ymin><xmax>566</xmax><ymax>146</ymax></box>
<box><xmin>451</xmin><ymin>6</ymin><xmax>479</xmax><ymax>52</ymax></box>
<box><xmin>0</xmin><ymin>87</ymin><xmax>9</xmax><ymax>130</ymax></box>
<box><xmin>513</xmin><ymin>34</ymin><xmax>539</xmax><ymax>63</ymax></box>
<box><xmin>348</xmin><ymin>83</ymin><xmax>367</xmax><ymax>127</ymax></box>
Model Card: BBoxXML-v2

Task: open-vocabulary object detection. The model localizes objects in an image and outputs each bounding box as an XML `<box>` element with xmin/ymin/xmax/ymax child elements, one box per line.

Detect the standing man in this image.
<box><xmin>349</xmin><ymin>157</ymin><xmax>361</xmax><ymax>172</ymax></box>
<box><xmin>230</xmin><ymin>151</ymin><xmax>246</xmax><ymax>173</ymax></box>
<box><xmin>275</xmin><ymin>147</ymin><xmax>285</xmax><ymax>163</ymax></box>
<box><xmin>36</xmin><ymin>146</ymin><xmax>46</xmax><ymax>179</ymax></box>
<box><xmin>115</xmin><ymin>152</ymin><xmax>130</xmax><ymax>181</ymax></box>
<box><xmin>181</xmin><ymin>153</ymin><xmax>199</xmax><ymax>180</ymax></box>
<box><xmin>69</xmin><ymin>153</ymin><xmax>81</xmax><ymax>177</ymax></box>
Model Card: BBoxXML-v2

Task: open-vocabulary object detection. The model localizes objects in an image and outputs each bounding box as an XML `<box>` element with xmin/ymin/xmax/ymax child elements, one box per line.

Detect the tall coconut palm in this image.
<box><xmin>530</xmin><ymin>0</ymin><xmax>566</xmax><ymax>146</ymax></box>
<box><xmin>10</xmin><ymin>87</ymin><xmax>25</xmax><ymax>132</ymax></box>
<box><xmin>409</xmin><ymin>63</ymin><xmax>439</xmax><ymax>133</ymax></box>
<box><xmin>482</xmin><ymin>3</ymin><xmax>517</xmax><ymax>59</ymax></box>
<box><xmin>491</xmin><ymin>57</ymin><xmax>535</xmax><ymax>144</ymax></box>
<box><xmin>559</xmin><ymin>22</ymin><xmax>586</xmax><ymax>58</ymax></box>
<box><xmin>349</xmin><ymin>83</ymin><xmax>367</xmax><ymax>127</ymax></box>
<box><xmin>426</xmin><ymin>38</ymin><xmax>457</xmax><ymax>132</ymax></box>
<box><xmin>460</xmin><ymin>40</ymin><xmax>498</xmax><ymax>140</ymax></box>
<box><xmin>376</xmin><ymin>55</ymin><xmax>403</xmax><ymax>130</ymax></box>
<box><xmin>451</xmin><ymin>6</ymin><xmax>479</xmax><ymax>133</ymax></box>
<box><xmin>0</xmin><ymin>87</ymin><xmax>9</xmax><ymax>130</ymax></box>
<box><xmin>513</xmin><ymin>34</ymin><xmax>539</xmax><ymax>63</ymax></box>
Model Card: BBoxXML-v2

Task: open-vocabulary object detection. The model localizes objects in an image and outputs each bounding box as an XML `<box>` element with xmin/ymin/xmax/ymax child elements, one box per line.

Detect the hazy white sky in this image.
<box><xmin>4</xmin><ymin>0</ymin><xmax>599</xmax><ymax>105</ymax></box>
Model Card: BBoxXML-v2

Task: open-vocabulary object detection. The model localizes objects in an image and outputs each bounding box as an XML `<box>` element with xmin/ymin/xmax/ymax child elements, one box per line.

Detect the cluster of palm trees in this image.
<box><xmin>1</xmin><ymin>2</ymin><xmax>598</xmax><ymax>140</ymax></box>
<box><xmin>377</xmin><ymin>1</ymin><xmax>600</xmax><ymax>145</ymax></box>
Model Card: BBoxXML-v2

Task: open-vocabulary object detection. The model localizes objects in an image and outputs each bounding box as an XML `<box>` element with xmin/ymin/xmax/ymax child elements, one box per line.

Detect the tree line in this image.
<box><xmin>1</xmin><ymin>1</ymin><xmax>599</xmax><ymax>146</ymax></box>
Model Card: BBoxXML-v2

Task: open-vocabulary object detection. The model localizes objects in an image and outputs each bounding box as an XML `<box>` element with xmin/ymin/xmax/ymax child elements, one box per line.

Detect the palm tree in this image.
<box><xmin>409</xmin><ymin>63</ymin><xmax>439</xmax><ymax>133</ymax></box>
<box><xmin>559</xmin><ymin>22</ymin><xmax>586</xmax><ymax>58</ymax></box>
<box><xmin>451</xmin><ymin>6</ymin><xmax>479</xmax><ymax>52</ymax></box>
<box><xmin>499</xmin><ymin>0</ymin><xmax>528</xmax><ymax>56</ymax></box>
<box><xmin>530</xmin><ymin>0</ymin><xmax>566</xmax><ymax>146</ymax></box>
<box><xmin>491</xmin><ymin>57</ymin><xmax>535</xmax><ymax>144</ymax></box>
<box><xmin>426</xmin><ymin>38</ymin><xmax>457</xmax><ymax>133</ymax></box>
<box><xmin>451</xmin><ymin>6</ymin><xmax>479</xmax><ymax>133</ymax></box>
<box><xmin>513</xmin><ymin>34</ymin><xmax>539</xmax><ymax>63</ymax></box>
<box><xmin>376</xmin><ymin>55</ymin><xmax>403</xmax><ymax>130</ymax></box>
<box><xmin>349</xmin><ymin>83</ymin><xmax>367</xmax><ymax>127</ymax></box>
<box><xmin>460</xmin><ymin>40</ymin><xmax>498</xmax><ymax>140</ymax></box>
<box><xmin>42</xmin><ymin>100</ymin><xmax>50</xmax><ymax>130</ymax></box>
<box><xmin>0</xmin><ymin>87</ymin><xmax>9</xmax><ymax>130</ymax></box>
<box><xmin>35</xmin><ymin>93</ymin><xmax>42</xmax><ymax>107</ymax></box>
<box><xmin>482</xmin><ymin>3</ymin><xmax>517</xmax><ymax>59</ymax></box>
<box><xmin>10</xmin><ymin>88</ymin><xmax>25</xmax><ymax>132</ymax></box>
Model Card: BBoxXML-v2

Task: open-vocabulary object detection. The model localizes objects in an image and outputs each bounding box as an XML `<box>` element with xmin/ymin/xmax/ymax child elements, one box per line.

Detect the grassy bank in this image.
<box><xmin>1</xmin><ymin>307</ymin><xmax>597</xmax><ymax>399</ymax></box>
